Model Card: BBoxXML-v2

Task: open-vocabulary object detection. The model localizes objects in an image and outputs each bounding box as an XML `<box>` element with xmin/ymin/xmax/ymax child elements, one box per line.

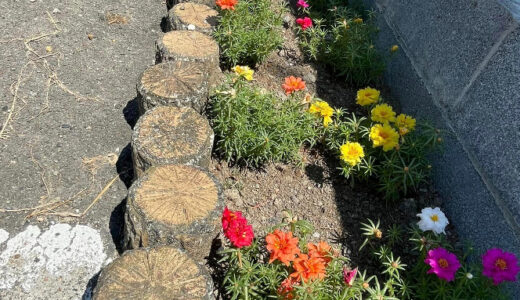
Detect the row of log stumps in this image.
<box><xmin>93</xmin><ymin>2</ymin><xmax>222</xmax><ymax>299</ymax></box>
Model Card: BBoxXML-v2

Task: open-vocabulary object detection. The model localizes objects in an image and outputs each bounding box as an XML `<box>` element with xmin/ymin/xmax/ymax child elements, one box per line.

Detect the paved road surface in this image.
<box><xmin>0</xmin><ymin>0</ymin><xmax>165</xmax><ymax>298</ymax></box>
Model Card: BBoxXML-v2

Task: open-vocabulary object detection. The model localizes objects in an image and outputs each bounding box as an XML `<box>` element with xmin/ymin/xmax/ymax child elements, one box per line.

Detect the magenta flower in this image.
<box><xmin>482</xmin><ymin>248</ymin><xmax>520</xmax><ymax>285</ymax></box>
<box><xmin>296</xmin><ymin>0</ymin><xmax>309</xmax><ymax>8</ymax></box>
<box><xmin>424</xmin><ymin>247</ymin><xmax>461</xmax><ymax>281</ymax></box>
<box><xmin>343</xmin><ymin>267</ymin><xmax>357</xmax><ymax>287</ymax></box>
<box><xmin>296</xmin><ymin>17</ymin><xmax>313</xmax><ymax>30</ymax></box>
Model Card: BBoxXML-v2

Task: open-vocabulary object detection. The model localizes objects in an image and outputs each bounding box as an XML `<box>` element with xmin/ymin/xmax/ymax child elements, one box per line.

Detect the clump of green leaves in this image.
<box><xmin>360</xmin><ymin>219</ymin><xmax>509</xmax><ymax>300</ymax></box>
<box><xmin>220</xmin><ymin>212</ymin><xmax>406</xmax><ymax>300</ymax></box>
<box><xmin>213</xmin><ymin>0</ymin><xmax>285</xmax><ymax>67</ymax></box>
<box><xmin>209</xmin><ymin>76</ymin><xmax>318</xmax><ymax>166</ymax></box>
<box><xmin>321</xmin><ymin>104</ymin><xmax>440</xmax><ymax>201</ymax></box>
<box><xmin>297</xmin><ymin>3</ymin><xmax>386</xmax><ymax>86</ymax></box>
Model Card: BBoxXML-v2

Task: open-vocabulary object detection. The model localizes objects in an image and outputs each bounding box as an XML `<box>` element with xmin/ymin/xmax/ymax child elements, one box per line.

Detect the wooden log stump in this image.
<box><xmin>167</xmin><ymin>3</ymin><xmax>218</xmax><ymax>35</ymax></box>
<box><xmin>155</xmin><ymin>30</ymin><xmax>219</xmax><ymax>69</ymax></box>
<box><xmin>167</xmin><ymin>0</ymin><xmax>216</xmax><ymax>10</ymax></box>
<box><xmin>124</xmin><ymin>164</ymin><xmax>223</xmax><ymax>262</ymax></box>
<box><xmin>93</xmin><ymin>246</ymin><xmax>213</xmax><ymax>300</ymax></box>
<box><xmin>131</xmin><ymin>106</ymin><xmax>214</xmax><ymax>179</ymax></box>
<box><xmin>137</xmin><ymin>61</ymin><xmax>209</xmax><ymax>115</ymax></box>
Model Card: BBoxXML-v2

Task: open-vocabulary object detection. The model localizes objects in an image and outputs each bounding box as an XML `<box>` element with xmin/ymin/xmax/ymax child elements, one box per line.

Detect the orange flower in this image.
<box><xmin>290</xmin><ymin>254</ymin><xmax>326</xmax><ymax>283</ymax></box>
<box><xmin>277</xmin><ymin>277</ymin><xmax>298</xmax><ymax>299</ymax></box>
<box><xmin>282</xmin><ymin>76</ymin><xmax>306</xmax><ymax>95</ymax></box>
<box><xmin>266</xmin><ymin>230</ymin><xmax>300</xmax><ymax>266</ymax></box>
<box><xmin>216</xmin><ymin>0</ymin><xmax>238</xmax><ymax>10</ymax></box>
<box><xmin>308</xmin><ymin>241</ymin><xmax>332</xmax><ymax>264</ymax></box>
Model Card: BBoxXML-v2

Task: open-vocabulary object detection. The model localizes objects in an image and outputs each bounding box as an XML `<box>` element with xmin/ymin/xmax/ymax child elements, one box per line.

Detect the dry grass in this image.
<box><xmin>106</xmin><ymin>12</ymin><xmax>129</xmax><ymax>25</ymax></box>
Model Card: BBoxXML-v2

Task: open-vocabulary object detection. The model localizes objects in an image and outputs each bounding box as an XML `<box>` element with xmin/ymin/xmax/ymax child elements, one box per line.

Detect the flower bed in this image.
<box><xmin>205</xmin><ymin>0</ymin><xmax>520</xmax><ymax>298</ymax></box>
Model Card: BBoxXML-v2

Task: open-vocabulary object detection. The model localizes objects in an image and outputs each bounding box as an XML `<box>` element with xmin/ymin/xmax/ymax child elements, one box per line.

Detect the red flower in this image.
<box><xmin>282</xmin><ymin>76</ymin><xmax>306</xmax><ymax>95</ymax></box>
<box><xmin>225</xmin><ymin>218</ymin><xmax>254</xmax><ymax>248</ymax></box>
<box><xmin>216</xmin><ymin>0</ymin><xmax>238</xmax><ymax>10</ymax></box>
<box><xmin>277</xmin><ymin>277</ymin><xmax>298</xmax><ymax>299</ymax></box>
<box><xmin>296</xmin><ymin>17</ymin><xmax>313</xmax><ymax>30</ymax></box>
<box><xmin>222</xmin><ymin>207</ymin><xmax>243</xmax><ymax>232</ymax></box>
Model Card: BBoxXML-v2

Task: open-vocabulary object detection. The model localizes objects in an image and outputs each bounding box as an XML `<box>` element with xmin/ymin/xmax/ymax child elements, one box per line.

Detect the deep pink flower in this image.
<box><xmin>343</xmin><ymin>267</ymin><xmax>357</xmax><ymax>287</ymax></box>
<box><xmin>424</xmin><ymin>247</ymin><xmax>461</xmax><ymax>281</ymax></box>
<box><xmin>296</xmin><ymin>17</ymin><xmax>313</xmax><ymax>30</ymax></box>
<box><xmin>225</xmin><ymin>217</ymin><xmax>254</xmax><ymax>248</ymax></box>
<box><xmin>296</xmin><ymin>0</ymin><xmax>309</xmax><ymax>8</ymax></box>
<box><xmin>482</xmin><ymin>248</ymin><xmax>520</xmax><ymax>285</ymax></box>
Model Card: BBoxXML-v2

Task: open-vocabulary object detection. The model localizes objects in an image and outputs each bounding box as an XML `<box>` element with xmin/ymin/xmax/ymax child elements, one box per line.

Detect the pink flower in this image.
<box><xmin>424</xmin><ymin>247</ymin><xmax>461</xmax><ymax>281</ymax></box>
<box><xmin>482</xmin><ymin>248</ymin><xmax>520</xmax><ymax>285</ymax></box>
<box><xmin>296</xmin><ymin>17</ymin><xmax>313</xmax><ymax>30</ymax></box>
<box><xmin>296</xmin><ymin>0</ymin><xmax>309</xmax><ymax>8</ymax></box>
<box><xmin>343</xmin><ymin>267</ymin><xmax>357</xmax><ymax>287</ymax></box>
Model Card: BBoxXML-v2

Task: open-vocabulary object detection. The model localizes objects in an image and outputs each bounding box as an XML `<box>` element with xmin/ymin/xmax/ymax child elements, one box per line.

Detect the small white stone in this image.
<box><xmin>187</xmin><ymin>24</ymin><xmax>196</xmax><ymax>30</ymax></box>
<box><xmin>52</xmin><ymin>8</ymin><xmax>60</xmax><ymax>14</ymax></box>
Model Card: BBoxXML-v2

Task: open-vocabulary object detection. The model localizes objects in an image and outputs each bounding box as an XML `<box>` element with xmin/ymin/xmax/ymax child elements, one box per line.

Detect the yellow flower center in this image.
<box><xmin>430</xmin><ymin>214</ymin><xmax>439</xmax><ymax>222</ymax></box>
<box><xmin>379</xmin><ymin>132</ymin><xmax>389</xmax><ymax>139</ymax></box>
<box><xmin>438</xmin><ymin>258</ymin><xmax>448</xmax><ymax>268</ymax></box>
<box><xmin>495</xmin><ymin>258</ymin><xmax>508</xmax><ymax>270</ymax></box>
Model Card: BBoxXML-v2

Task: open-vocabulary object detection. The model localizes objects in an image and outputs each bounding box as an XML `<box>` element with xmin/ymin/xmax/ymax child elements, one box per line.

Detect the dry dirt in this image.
<box><xmin>207</xmin><ymin>10</ymin><xmax>447</xmax><ymax>272</ymax></box>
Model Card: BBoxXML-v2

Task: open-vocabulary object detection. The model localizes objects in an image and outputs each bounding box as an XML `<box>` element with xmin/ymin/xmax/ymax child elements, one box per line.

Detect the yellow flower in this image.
<box><xmin>371</xmin><ymin>103</ymin><xmax>396</xmax><ymax>123</ymax></box>
<box><xmin>356</xmin><ymin>87</ymin><xmax>380</xmax><ymax>106</ymax></box>
<box><xmin>309</xmin><ymin>100</ymin><xmax>334</xmax><ymax>127</ymax></box>
<box><xmin>232</xmin><ymin>65</ymin><xmax>254</xmax><ymax>81</ymax></box>
<box><xmin>369</xmin><ymin>123</ymin><xmax>399</xmax><ymax>151</ymax></box>
<box><xmin>395</xmin><ymin>114</ymin><xmax>416</xmax><ymax>136</ymax></box>
<box><xmin>340</xmin><ymin>142</ymin><xmax>365</xmax><ymax>166</ymax></box>
<box><xmin>390</xmin><ymin>45</ymin><xmax>399</xmax><ymax>52</ymax></box>
<box><xmin>354</xmin><ymin>18</ymin><xmax>363</xmax><ymax>24</ymax></box>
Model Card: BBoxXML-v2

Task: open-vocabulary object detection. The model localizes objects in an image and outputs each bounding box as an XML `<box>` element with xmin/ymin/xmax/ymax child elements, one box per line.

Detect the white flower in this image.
<box><xmin>466</xmin><ymin>273</ymin><xmax>473</xmax><ymax>279</ymax></box>
<box><xmin>417</xmin><ymin>207</ymin><xmax>449</xmax><ymax>234</ymax></box>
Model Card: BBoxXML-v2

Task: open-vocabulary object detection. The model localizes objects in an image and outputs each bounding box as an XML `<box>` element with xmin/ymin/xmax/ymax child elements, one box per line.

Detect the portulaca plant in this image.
<box><xmin>416</xmin><ymin>207</ymin><xmax>449</xmax><ymax>234</ymax></box>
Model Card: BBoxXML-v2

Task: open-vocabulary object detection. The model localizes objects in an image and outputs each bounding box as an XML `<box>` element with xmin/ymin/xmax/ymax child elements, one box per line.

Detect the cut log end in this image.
<box><xmin>137</xmin><ymin>61</ymin><xmax>209</xmax><ymax>115</ymax></box>
<box><xmin>167</xmin><ymin>0</ymin><xmax>216</xmax><ymax>10</ymax></box>
<box><xmin>155</xmin><ymin>30</ymin><xmax>219</xmax><ymax>68</ymax></box>
<box><xmin>135</xmin><ymin>165</ymin><xmax>218</xmax><ymax>226</ymax></box>
<box><xmin>124</xmin><ymin>164</ymin><xmax>223</xmax><ymax>261</ymax></box>
<box><xmin>93</xmin><ymin>246</ymin><xmax>213</xmax><ymax>300</ymax></box>
<box><xmin>168</xmin><ymin>3</ymin><xmax>218</xmax><ymax>34</ymax></box>
<box><xmin>132</xmin><ymin>106</ymin><xmax>214</xmax><ymax>178</ymax></box>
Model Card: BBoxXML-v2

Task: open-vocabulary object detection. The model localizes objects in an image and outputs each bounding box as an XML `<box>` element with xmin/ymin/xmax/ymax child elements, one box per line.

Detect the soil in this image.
<box><xmin>207</xmin><ymin>3</ymin><xmax>452</xmax><ymax>281</ymax></box>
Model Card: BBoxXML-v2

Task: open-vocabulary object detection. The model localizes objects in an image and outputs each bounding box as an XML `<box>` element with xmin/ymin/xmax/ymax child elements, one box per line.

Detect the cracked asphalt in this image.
<box><xmin>0</xmin><ymin>0</ymin><xmax>165</xmax><ymax>298</ymax></box>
